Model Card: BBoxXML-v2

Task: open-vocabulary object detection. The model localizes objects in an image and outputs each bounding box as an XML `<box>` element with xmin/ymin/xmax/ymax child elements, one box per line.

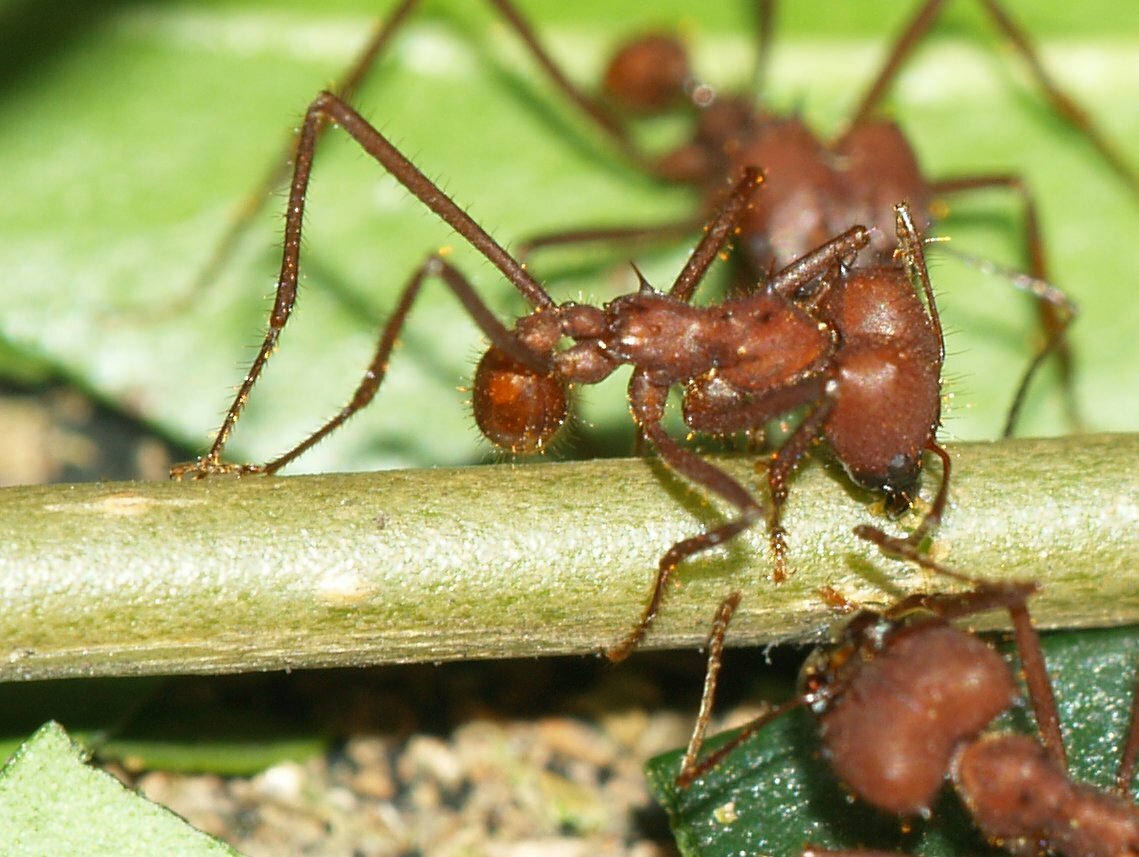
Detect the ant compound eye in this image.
<box><xmin>473</xmin><ymin>347</ymin><xmax>568</xmax><ymax>454</ymax></box>
<box><xmin>604</xmin><ymin>35</ymin><xmax>690</xmax><ymax>114</ymax></box>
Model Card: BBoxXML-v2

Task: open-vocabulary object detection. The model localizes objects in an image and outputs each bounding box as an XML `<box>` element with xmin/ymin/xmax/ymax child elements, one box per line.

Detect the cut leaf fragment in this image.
<box><xmin>0</xmin><ymin>721</ymin><xmax>241</xmax><ymax>856</ymax></box>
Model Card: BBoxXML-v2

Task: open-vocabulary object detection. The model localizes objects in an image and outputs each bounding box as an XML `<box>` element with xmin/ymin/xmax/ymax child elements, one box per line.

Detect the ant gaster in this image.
<box><xmin>170</xmin><ymin>86</ymin><xmax>950</xmax><ymax>659</ymax></box>
<box><xmin>676</xmin><ymin>530</ymin><xmax>1139</xmax><ymax>857</ymax></box>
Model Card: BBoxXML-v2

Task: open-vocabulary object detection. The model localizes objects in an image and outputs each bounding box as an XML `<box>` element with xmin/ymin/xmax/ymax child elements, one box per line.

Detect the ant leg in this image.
<box><xmin>841</xmin><ymin>0</ymin><xmax>949</xmax><ymax>136</ymax></box>
<box><xmin>607</xmin><ymin>371</ymin><xmax>766</xmax><ymax>661</ymax></box>
<box><xmin>173</xmin><ymin>91</ymin><xmax>557</xmax><ymax>478</ymax></box>
<box><xmin>764</xmin><ymin>225</ymin><xmax>872</xmax><ymax>302</ymax></box>
<box><xmin>761</xmin><ymin>396</ymin><xmax>836</xmax><ymax>583</ymax></box>
<box><xmin>845</xmin><ymin>0</ymin><xmax>1139</xmax><ymax>195</ymax></box>
<box><xmin>901</xmin><ymin>440</ymin><xmax>951</xmax><ymax>550</ymax></box>
<box><xmin>151</xmin><ymin>1</ymin><xmax>424</xmax><ymax>322</ymax></box>
<box><xmin>170</xmin><ymin>252</ymin><xmax>543</xmax><ymax>478</ymax></box>
<box><xmin>658</xmin><ymin>168</ymin><xmax>871</xmax><ymax>308</ymax></box>
<box><xmin>895</xmin><ymin>202</ymin><xmax>942</xmax><ymax>358</ymax></box>
<box><xmin>678</xmin><ymin>692</ymin><xmax>805</xmax><ymax>788</ymax></box>
<box><xmin>515</xmin><ymin>219</ymin><xmax>704</xmax><ymax>262</ymax></box>
<box><xmin>522</xmin><ymin>164</ymin><xmax>767</xmax><ymax>312</ymax></box>
<box><xmin>678</xmin><ymin>592</ymin><xmax>742</xmax><ymax>785</ymax></box>
<box><xmin>480</xmin><ymin>0</ymin><xmax>645</xmax><ymax>163</ymax></box>
<box><xmin>669</xmin><ymin>168</ymin><xmax>766</xmax><ymax>303</ymax></box>
<box><xmin>751</xmin><ymin>0</ymin><xmax>776</xmax><ymax>106</ymax></box>
<box><xmin>675</xmin><ymin>590</ymin><xmax>812</xmax><ymax>789</ymax></box>
<box><xmin>680</xmin><ymin>374</ymin><xmax>834</xmax><ymax>583</ymax></box>
<box><xmin>1116</xmin><ymin>670</ymin><xmax>1139</xmax><ymax>797</ymax></box>
<box><xmin>1007</xmin><ymin>593</ymin><xmax>1068</xmax><ymax>770</ymax></box>
<box><xmin>974</xmin><ymin>0</ymin><xmax>1139</xmax><ymax>195</ymax></box>
<box><xmin>931</xmin><ymin>174</ymin><xmax>1079</xmax><ymax>434</ymax></box>
<box><xmin>164</xmin><ymin>0</ymin><xmax>657</xmax><ymax>322</ymax></box>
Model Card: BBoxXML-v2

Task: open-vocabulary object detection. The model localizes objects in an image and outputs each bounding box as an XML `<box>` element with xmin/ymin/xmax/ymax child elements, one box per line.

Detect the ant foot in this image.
<box><xmin>605</xmin><ymin>630</ymin><xmax>641</xmax><ymax>664</ymax></box>
<box><xmin>169</xmin><ymin>457</ymin><xmax>265</xmax><ymax>481</ymax></box>
<box><xmin>770</xmin><ymin>527</ymin><xmax>790</xmax><ymax>583</ymax></box>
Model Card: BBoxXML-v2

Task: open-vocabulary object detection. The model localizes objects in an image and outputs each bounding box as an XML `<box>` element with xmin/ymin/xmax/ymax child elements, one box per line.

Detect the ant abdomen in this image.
<box><xmin>825</xmin><ymin>340</ymin><xmax>940</xmax><ymax>496</ymax></box>
<box><xmin>603</xmin><ymin>35</ymin><xmax>691</xmax><ymax>115</ymax></box>
<box><xmin>472</xmin><ymin>346</ymin><xmax>568</xmax><ymax>454</ymax></box>
<box><xmin>814</xmin><ymin>622</ymin><xmax>1016</xmax><ymax>816</ymax></box>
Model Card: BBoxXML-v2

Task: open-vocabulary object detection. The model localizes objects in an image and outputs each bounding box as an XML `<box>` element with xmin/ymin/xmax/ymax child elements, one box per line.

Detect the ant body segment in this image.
<box><xmin>675</xmin><ymin>532</ymin><xmax>1139</xmax><ymax>857</ymax></box>
<box><xmin>171</xmin><ymin>84</ymin><xmax>952</xmax><ymax>659</ymax></box>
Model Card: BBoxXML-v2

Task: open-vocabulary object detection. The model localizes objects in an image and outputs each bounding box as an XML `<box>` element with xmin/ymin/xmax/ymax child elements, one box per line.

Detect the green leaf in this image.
<box><xmin>0</xmin><ymin>1</ymin><xmax>1136</xmax><ymax>474</ymax></box>
<box><xmin>0</xmin><ymin>721</ymin><xmax>241</xmax><ymax>855</ymax></box>
<box><xmin>647</xmin><ymin>624</ymin><xmax>1139</xmax><ymax>857</ymax></box>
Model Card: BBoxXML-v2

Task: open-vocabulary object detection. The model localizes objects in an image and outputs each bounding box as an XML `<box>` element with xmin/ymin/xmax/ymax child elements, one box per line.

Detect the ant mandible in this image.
<box><xmin>170</xmin><ymin>83</ymin><xmax>951</xmax><ymax>660</ymax></box>
<box><xmin>674</xmin><ymin>530</ymin><xmax>1139</xmax><ymax>857</ymax></box>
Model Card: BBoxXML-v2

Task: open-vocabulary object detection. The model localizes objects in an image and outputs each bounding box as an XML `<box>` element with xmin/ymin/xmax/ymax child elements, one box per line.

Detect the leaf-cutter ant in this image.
<box><xmin>674</xmin><ymin>530</ymin><xmax>1139</xmax><ymax>857</ymax></box>
<box><xmin>178</xmin><ymin>1</ymin><xmax>1107</xmax><ymax>438</ymax></box>
<box><xmin>170</xmin><ymin>82</ymin><xmax>957</xmax><ymax>658</ymax></box>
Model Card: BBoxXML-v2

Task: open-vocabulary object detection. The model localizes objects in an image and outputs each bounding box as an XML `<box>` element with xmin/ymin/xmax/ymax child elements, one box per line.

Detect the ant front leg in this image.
<box><xmin>173</xmin><ymin>91</ymin><xmax>562</xmax><ymax>479</ymax></box>
<box><xmin>170</xmin><ymin>249</ymin><xmax>557</xmax><ymax>479</ymax></box>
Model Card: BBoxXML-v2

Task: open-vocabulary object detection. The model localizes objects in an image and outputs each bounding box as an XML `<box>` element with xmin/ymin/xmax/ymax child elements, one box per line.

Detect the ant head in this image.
<box><xmin>882</xmin><ymin>471</ymin><xmax>920</xmax><ymax>517</ymax></box>
<box><xmin>800</xmin><ymin>601</ymin><xmax>1018</xmax><ymax>817</ymax></box>
<box><xmin>472</xmin><ymin>346</ymin><xmax>568</xmax><ymax>454</ymax></box>
<box><xmin>604</xmin><ymin>34</ymin><xmax>692</xmax><ymax>115</ymax></box>
<box><xmin>797</xmin><ymin>608</ymin><xmax>888</xmax><ymax>714</ymax></box>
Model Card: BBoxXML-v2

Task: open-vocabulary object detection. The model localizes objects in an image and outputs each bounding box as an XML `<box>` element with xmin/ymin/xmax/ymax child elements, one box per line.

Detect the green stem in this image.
<box><xmin>2</xmin><ymin>434</ymin><xmax>1137</xmax><ymax>681</ymax></box>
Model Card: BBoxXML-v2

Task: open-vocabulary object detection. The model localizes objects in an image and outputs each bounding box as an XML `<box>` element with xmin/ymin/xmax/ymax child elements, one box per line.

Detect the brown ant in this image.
<box><xmin>673</xmin><ymin>531</ymin><xmax>1139</xmax><ymax>857</ymax></box>
<box><xmin>177</xmin><ymin>1</ymin><xmax>1105</xmax><ymax>439</ymax></box>
<box><xmin>534</xmin><ymin>0</ymin><xmax>1111</xmax><ymax>436</ymax></box>
<box><xmin>269</xmin><ymin>1</ymin><xmax>1115</xmax><ymax>431</ymax></box>
<box><xmin>170</xmin><ymin>74</ymin><xmax>958</xmax><ymax>658</ymax></box>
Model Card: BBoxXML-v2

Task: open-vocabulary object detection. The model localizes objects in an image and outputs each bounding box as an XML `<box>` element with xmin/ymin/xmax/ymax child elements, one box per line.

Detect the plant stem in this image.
<box><xmin>1</xmin><ymin>434</ymin><xmax>1137</xmax><ymax>681</ymax></box>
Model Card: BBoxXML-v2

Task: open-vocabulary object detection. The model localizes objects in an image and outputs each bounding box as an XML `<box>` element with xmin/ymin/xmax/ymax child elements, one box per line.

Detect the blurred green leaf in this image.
<box><xmin>0</xmin><ymin>721</ymin><xmax>240</xmax><ymax>855</ymax></box>
<box><xmin>647</xmin><ymin>624</ymin><xmax>1139</xmax><ymax>856</ymax></box>
<box><xmin>0</xmin><ymin>676</ymin><xmax>325</xmax><ymax>776</ymax></box>
<box><xmin>0</xmin><ymin>1</ymin><xmax>1135</xmax><ymax>473</ymax></box>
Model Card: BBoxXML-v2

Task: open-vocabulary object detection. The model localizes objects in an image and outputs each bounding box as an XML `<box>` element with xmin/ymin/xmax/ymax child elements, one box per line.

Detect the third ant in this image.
<box><xmin>663</xmin><ymin>530</ymin><xmax>1139</xmax><ymax>856</ymax></box>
